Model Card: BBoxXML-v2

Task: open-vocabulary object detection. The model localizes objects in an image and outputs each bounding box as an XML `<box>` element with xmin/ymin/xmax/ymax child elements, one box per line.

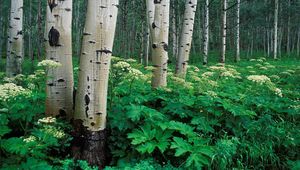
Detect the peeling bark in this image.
<box><xmin>6</xmin><ymin>0</ymin><xmax>23</xmax><ymax>77</ymax></box>
<box><xmin>175</xmin><ymin>0</ymin><xmax>197</xmax><ymax>78</ymax></box>
<box><xmin>151</xmin><ymin>0</ymin><xmax>170</xmax><ymax>88</ymax></box>
<box><xmin>73</xmin><ymin>0</ymin><xmax>119</xmax><ymax>167</ymax></box>
<box><xmin>45</xmin><ymin>0</ymin><xmax>74</xmax><ymax>119</ymax></box>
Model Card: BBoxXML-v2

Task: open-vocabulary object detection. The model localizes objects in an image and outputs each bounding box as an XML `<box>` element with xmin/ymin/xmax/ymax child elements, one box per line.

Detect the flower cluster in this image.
<box><xmin>113</xmin><ymin>61</ymin><xmax>131</xmax><ymax>71</ymax></box>
<box><xmin>42</xmin><ymin>126</ymin><xmax>65</xmax><ymax>139</ymax></box>
<box><xmin>247</xmin><ymin>75</ymin><xmax>271</xmax><ymax>85</ymax></box>
<box><xmin>202</xmin><ymin>71</ymin><xmax>214</xmax><ymax>78</ymax></box>
<box><xmin>23</xmin><ymin>136</ymin><xmax>37</xmax><ymax>143</ymax></box>
<box><xmin>206</xmin><ymin>91</ymin><xmax>218</xmax><ymax>98</ymax></box>
<box><xmin>38</xmin><ymin>60</ymin><xmax>62</xmax><ymax>68</ymax></box>
<box><xmin>0</xmin><ymin>83</ymin><xmax>31</xmax><ymax>102</ymax></box>
<box><xmin>273</xmin><ymin>88</ymin><xmax>283</xmax><ymax>97</ymax></box>
<box><xmin>209</xmin><ymin>66</ymin><xmax>226</xmax><ymax>72</ymax></box>
<box><xmin>126</xmin><ymin>58</ymin><xmax>137</xmax><ymax>63</ymax></box>
<box><xmin>38</xmin><ymin>117</ymin><xmax>56</xmax><ymax>124</ymax></box>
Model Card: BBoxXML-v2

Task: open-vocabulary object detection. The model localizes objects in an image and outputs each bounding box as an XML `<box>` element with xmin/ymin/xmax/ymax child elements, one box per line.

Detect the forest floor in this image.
<box><xmin>0</xmin><ymin>57</ymin><xmax>299</xmax><ymax>169</ymax></box>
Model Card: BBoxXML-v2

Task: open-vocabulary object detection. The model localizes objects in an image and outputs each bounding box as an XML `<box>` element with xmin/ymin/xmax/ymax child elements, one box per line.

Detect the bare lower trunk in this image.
<box><xmin>151</xmin><ymin>0</ymin><xmax>170</xmax><ymax>88</ymax></box>
<box><xmin>273</xmin><ymin>0</ymin><xmax>278</xmax><ymax>59</ymax></box>
<box><xmin>6</xmin><ymin>0</ymin><xmax>23</xmax><ymax>77</ymax></box>
<box><xmin>203</xmin><ymin>0</ymin><xmax>209</xmax><ymax>65</ymax></box>
<box><xmin>175</xmin><ymin>0</ymin><xmax>197</xmax><ymax>78</ymax></box>
<box><xmin>235</xmin><ymin>0</ymin><xmax>240</xmax><ymax>62</ymax></box>
<box><xmin>297</xmin><ymin>28</ymin><xmax>300</xmax><ymax>57</ymax></box>
<box><xmin>37</xmin><ymin>0</ymin><xmax>42</xmax><ymax>60</ymax></box>
<box><xmin>220</xmin><ymin>0</ymin><xmax>227</xmax><ymax>64</ymax></box>
<box><xmin>286</xmin><ymin>0</ymin><xmax>291</xmax><ymax>55</ymax></box>
<box><xmin>45</xmin><ymin>0</ymin><xmax>74</xmax><ymax>119</ymax></box>
<box><xmin>73</xmin><ymin>0</ymin><xmax>119</xmax><ymax>168</ymax></box>
<box><xmin>146</xmin><ymin>0</ymin><xmax>155</xmax><ymax>63</ymax></box>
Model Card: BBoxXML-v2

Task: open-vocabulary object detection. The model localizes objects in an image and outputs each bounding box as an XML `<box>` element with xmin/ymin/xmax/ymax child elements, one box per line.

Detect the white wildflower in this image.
<box><xmin>220</xmin><ymin>71</ymin><xmax>235</xmax><ymax>78</ymax></box>
<box><xmin>202</xmin><ymin>71</ymin><xmax>214</xmax><ymax>78</ymax></box>
<box><xmin>42</xmin><ymin>126</ymin><xmax>65</xmax><ymax>139</ymax></box>
<box><xmin>23</xmin><ymin>136</ymin><xmax>36</xmax><ymax>143</ymax></box>
<box><xmin>38</xmin><ymin>60</ymin><xmax>62</xmax><ymax>68</ymax></box>
<box><xmin>209</xmin><ymin>66</ymin><xmax>226</xmax><ymax>72</ymax></box>
<box><xmin>246</xmin><ymin>66</ymin><xmax>254</xmax><ymax>69</ymax></box>
<box><xmin>273</xmin><ymin>88</ymin><xmax>283</xmax><ymax>97</ymax></box>
<box><xmin>206</xmin><ymin>91</ymin><xmax>218</xmax><ymax>98</ymax></box>
<box><xmin>247</xmin><ymin>75</ymin><xmax>271</xmax><ymax>85</ymax></box>
<box><xmin>38</xmin><ymin>117</ymin><xmax>56</xmax><ymax>124</ymax></box>
<box><xmin>113</xmin><ymin>61</ymin><xmax>131</xmax><ymax>71</ymax></box>
<box><xmin>0</xmin><ymin>83</ymin><xmax>31</xmax><ymax>102</ymax></box>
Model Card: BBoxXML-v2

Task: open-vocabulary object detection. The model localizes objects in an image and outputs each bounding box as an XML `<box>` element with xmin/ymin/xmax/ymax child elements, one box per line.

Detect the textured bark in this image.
<box><xmin>220</xmin><ymin>0</ymin><xmax>227</xmax><ymax>64</ymax></box>
<box><xmin>6</xmin><ymin>0</ymin><xmax>23</xmax><ymax>77</ymax></box>
<box><xmin>171</xmin><ymin>0</ymin><xmax>177</xmax><ymax>59</ymax></box>
<box><xmin>145</xmin><ymin>0</ymin><xmax>155</xmax><ymax>66</ymax></box>
<box><xmin>235</xmin><ymin>0</ymin><xmax>240</xmax><ymax>62</ymax></box>
<box><xmin>175</xmin><ymin>0</ymin><xmax>197</xmax><ymax>78</ymax></box>
<box><xmin>45</xmin><ymin>0</ymin><xmax>74</xmax><ymax>118</ymax></box>
<box><xmin>37</xmin><ymin>0</ymin><xmax>42</xmax><ymax>60</ymax></box>
<box><xmin>203</xmin><ymin>0</ymin><xmax>209</xmax><ymax>65</ymax></box>
<box><xmin>73</xmin><ymin>0</ymin><xmax>118</xmax><ymax>167</ymax></box>
<box><xmin>273</xmin><ymin>0</ymin><xmax>278</xmax><ymax>59</ymax></box>
<box><xmin>151</xmin><ymin>0</ymin><xmax>170</xmax><ymax>88</ymax></box>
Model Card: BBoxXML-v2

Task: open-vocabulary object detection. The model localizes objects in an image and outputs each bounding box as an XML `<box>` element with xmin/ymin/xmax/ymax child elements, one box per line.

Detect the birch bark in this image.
<box><xmin>220</xmin><ymin>0</ymin><xmax>227</xmax><ymax>64</ymax></box>
<box><xmin>203</xmin><ymin>0</ymin><xmax>209</xmax><ymax>65</ymax></box>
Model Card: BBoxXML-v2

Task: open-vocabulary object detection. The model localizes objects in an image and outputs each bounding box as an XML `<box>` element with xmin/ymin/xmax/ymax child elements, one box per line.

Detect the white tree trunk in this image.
<box><xmin>45</xmin><ymin>0</ymin><xmax>74</xmax><ymax>118</ymax></box>
<box><xmin>235</xmin><ymin>0</ymin><xmax>240</xmax><ymax>62</ymax></box>
<box><xmin>171</xmin><ymin>0</ymin><xmax>178</xmax><ymax>59</ymax></box>
<box><xmin>203</xmin><ymin>0</ymin><xmax>209</xmax><ymax>65</ymax></box>
<box><xmin>297</xmin><ymin>28</ymin><xmax>300</xmax><ymax>57</ymax></box>
<box><xmin>151</xmin><ymin>0</ymin><xmax>170</xmax><ymax>88</ymax></box>
<box><xmin>274</xmin><ymin>0</ymin><xmax>278</xmax><ymax>59</ymax></box>
<box><xmin>145</xmin><ymin>0</ymin><xmax>155</xmax><ymax>66</ymax></box>
<box><xmin>287</xmin><ymin>0</ymin><xmax>291</xmax><ymax>55</ymax></box>
<box><xmin>175</xmin><ymin>0</ymin><xmax>197</xmax><ymax>78</ymax></box>
<box><xmin>73</xmin><ymin>0</ymin><xmax>119</xmax><ymax>167</ymax></box>
<box><xmin>6</xmin><ymin>0</ymin><xmax>23</xmax><ymax>77</ymax></box>
<box><xmin>220</xmin><ymin>0</ymin><xmax>227</xmax><ymax>63</ymax></box>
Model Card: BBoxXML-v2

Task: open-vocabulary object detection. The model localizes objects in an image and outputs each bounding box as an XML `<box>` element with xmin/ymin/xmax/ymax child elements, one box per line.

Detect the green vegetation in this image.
<box><xmin>1</xmin><ymin>58</ymin><xmax>299</xmax><ymax>169</ymax></box>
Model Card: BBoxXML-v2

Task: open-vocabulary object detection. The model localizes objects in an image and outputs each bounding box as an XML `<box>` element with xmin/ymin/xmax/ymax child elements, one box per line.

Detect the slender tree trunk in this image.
<box><xmin>235</xmin><ymin>0</ymin><xmax>240</xmax><ymax>62</ymax></box>
<box><xmin>171</xmin><ymin>0</ymin><xmax>177</xmax><ymax>59</ymax></box>
<box><xmin>267</xmin><ymin>28</ymin><xmax>270</xmax><ymax>57</ymax></box>
<box><xmin>203</xmin><ymin>0</ymin><xmax>209</xmax><ymax>65</ymax></box>
<box><xmin>151</xmin><ymin>0</ymin><xmax>170</xmax><ymax>88</ymax></box>
<box><xmin>287</xmin><ymin>0</ymin><xmax>291</xmax><ymax>56</ymax></box>
<box><xmin>175</xmin><ymin>0</ymin><xmax>197</xmax><ymax>78</ymax></box>
<box><xmin>0</xmin><ymin>0</ymin><xmax>3</xmax><ymax>59</ymax></box>
<box><xmin>6</xmin><ymin>0</ymin><xmax>23</xmax><ymax>77</ymax></box>
<box><xmin>37</xmin><ymin>0</ymin><xmax>42</xmax><ymax>60</ymax></box>
<box><xmin>45</xmin><ymin>0</ymin><xmax>74</xmax><ymax>119</ymax></box>
<box><xmin>146</xmin><ymin>0</ymin><xmax>155</xmax><ymax>64</ymax></box>
<box><xmin>29</xmin><ymin>0</ymin><xmax>33</xmax><ymax>62</ymax></box>
<box><xmin>144</xmin><ymin>22</ymin><xmax>150</xmax><ymax>66</ymax></box>
<box><xmin>273</xmin><ymin>0</ymin><xmax>278</xmax><ymax>59</ymax></box>
<box><xmin>220</xmin><ymin>0</ymin><xmax>227</xmax><ymax>64</ymax></box>
<box><xmin>73</xmin><ymin>0</ymin><xmax>119</xmax><ymax>168</ymax></box>
<box><xmin>297</xmin><ymin>28</ymin><xmax>300</xmax><ymax>57</ymax></box>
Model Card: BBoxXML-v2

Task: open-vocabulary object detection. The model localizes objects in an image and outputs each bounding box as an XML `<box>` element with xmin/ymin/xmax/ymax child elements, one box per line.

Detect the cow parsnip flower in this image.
<box><xmin>0</xmin><ymin>83</ymin><xmax>31</xmax><ymax>102</ymax></box>
<box><xmin>202</xmin><ymin>71</ymin><xmax>214</xmax><ymax>78</ymax></box>
<box><xmin>247</xmin><ymin>75</ymin><xmax>271</xmax><ymax>85</ymax></box>
<box><xmin>42</xmin><ymin>126</ymin><xmax>65</xmax><ymax>139</ymax></box>
<box><xmin>113</xmin><ymin>61</ymin><xmax>131</xmax><ymax>71</ymax></box>
<box><xmin>38</xmin><ymin>60</ymin><xmax>62</xmax><ymax>68</ymax></box>
<box><xmin>273</xmin><ymin>88</ymin><xmax>283</xmax><ymax>97</ymax></box>
<box><xmin>38</xmin><ymin>117</ymin><xmax>56</xmax><ymax>124</ymax></box>
<box><xmin>209</xmin><ymin>66</ymin><xmax>226</xmax><ymax>72</ymax></box>
<box><xmin>126</xmin><ymin>58</ymin><xmax>137</xmax><ymax>63</ymax></box>
<box><xmin>23</xmin><ymin>136</ymin><xmax>37</xmax><ymax>143</ymax></box>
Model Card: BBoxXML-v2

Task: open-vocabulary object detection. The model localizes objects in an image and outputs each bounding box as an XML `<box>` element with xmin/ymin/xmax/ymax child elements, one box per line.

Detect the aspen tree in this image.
<box><xmin>6</xmin><ymin>0</ymin><xmax>23</xmax><ymax>77</ymax></box>
<box><xmin>274</xmin><ymin>0</ymin><xmax>278</xmax><ymax>59</ymax></box>
<box><xmin>175</xmin><ymin>0</ymin><xmax>197</xmax><ymax>78</ymax></box>
<box><xmin>235</xmin><ymin>0</ymin><xmax>240</xmax><ymax>62</ymax></box>
<box><xmin>45</xmin><ymin>0</ymin><xmax>74</xmax><ymax>118</ymax></box>
<box><xmin>171</xmin><ymin>0</ymin><xmax>178</xmax><ymax>59</ymax></box>
<box><xmin>73</xmin><ymin>0</ymin><xmax>119</xmax><ymax>168</ymax></box>
<box><xmin>151</xmin><ymin>0</ymin><xmax>170</xmax><ymax>88</ymax></box>
<box><xmin>203</xmin><ymin>0</ymin><xmax>209</xmax><ymax>65</ymax></box>
<box><xmin>145</xmin><ymin>0</ymin><xmax>155</xmax><ymax>66</ymax></box>
<box><xmin>220</xmin><ymin>0</ymin><xmax>227</xmax><ymax>64</ymax></box>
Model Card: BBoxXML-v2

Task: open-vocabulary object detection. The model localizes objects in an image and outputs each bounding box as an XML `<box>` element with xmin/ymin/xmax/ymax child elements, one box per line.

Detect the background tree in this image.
<box><xmin>6</xmin><ymin>0</ymin><xmax>23</xmax><ymax>77</ymax></box>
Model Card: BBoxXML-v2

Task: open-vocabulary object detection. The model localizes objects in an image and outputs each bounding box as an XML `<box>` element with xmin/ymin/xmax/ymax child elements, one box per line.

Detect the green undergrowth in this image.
<box><xmin>0</xmin><ymin>57</ymin><xmax>299</xmax><ymax>169</ymax></box>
